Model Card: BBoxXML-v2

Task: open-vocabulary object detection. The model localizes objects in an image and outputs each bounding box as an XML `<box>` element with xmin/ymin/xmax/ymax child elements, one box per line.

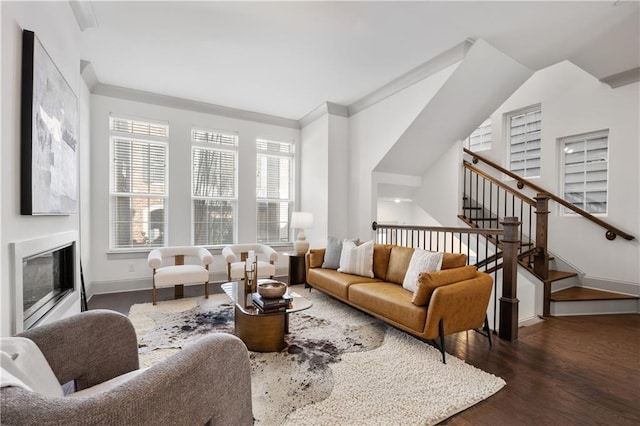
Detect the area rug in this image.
<box><xmin>129</xmin><ymin>285</ymin><xmax>505</xmax><ymax>425</ymax></box>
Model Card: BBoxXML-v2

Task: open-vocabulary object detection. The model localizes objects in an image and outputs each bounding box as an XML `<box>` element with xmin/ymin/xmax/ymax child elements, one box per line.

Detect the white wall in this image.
<box><xmin>300</xmin><ymin>111</ymin><xmax>350</xmax><ymax>249</ymax></box>
<box><xmin>412</xmin><ymin>142</ymin><xmax>464</xmax><ymax>227</ymax></box>
<box><xmin>478</xmin><ymin>61</ymin><xmax>640</xmax><ymax>289</ymax></box>
<box><xmin>1</xmin><ymin>1</ymin><xmax>84</xmax><ymax>336</ymax></box>
<box><xmin>300</xmin><ymin>113</ymin><xmax>328</xmax><ymax>249</ymax></box>
<box><xmin>376</xmin><ymin>200</ymin><xmax>440</xmax><ymax>226</ymax></box>
<box><xmin>348</xmin><ymin>63</ymin><xmax>460</xmax><ymax>240</ymax></box>
<box><xmin>89</xmin><ymin>94</ymin><xmax>300</xmax><ymax>294</ymax></box>
<box><xmin>327</xmin><ymin>114</ymin><xmax>349</xmax><ymax>240</ymax></box>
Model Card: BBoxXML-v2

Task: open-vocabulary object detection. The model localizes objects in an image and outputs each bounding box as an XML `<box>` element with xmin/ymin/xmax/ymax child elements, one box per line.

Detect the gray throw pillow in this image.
<box><xmin>322</xmin><ymin>236</ymin><xmax>358</xmax><ymax>269</ymax></box>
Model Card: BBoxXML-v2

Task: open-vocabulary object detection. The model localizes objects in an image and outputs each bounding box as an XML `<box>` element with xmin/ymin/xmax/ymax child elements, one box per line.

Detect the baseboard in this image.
<box><xmin>581</xmin><ymin>277</ymin><xmax>640</xmax><ymax>297</ymax></box>
<box><xmin>551</xmin><ymin>299</ymin><xmax>638</xmax><ymax>316</ymax></box>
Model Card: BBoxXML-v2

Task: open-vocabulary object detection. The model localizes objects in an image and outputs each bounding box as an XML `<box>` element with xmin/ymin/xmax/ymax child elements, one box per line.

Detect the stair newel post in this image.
<box><xmin>499</xmin><ymin>217</ymin><xmax>521</xmax><ymax>342</ymax></box>
<box><xmin>534</xmin><ymin>193</ymin><xmax>551</xmax><ymax>317</ymax></box>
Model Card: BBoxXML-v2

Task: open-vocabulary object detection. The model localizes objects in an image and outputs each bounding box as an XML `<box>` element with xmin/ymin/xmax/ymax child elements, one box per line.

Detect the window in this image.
<box><xmin>507</xmin><ymin>106</ymin><xmax>541</xmax><ymax>178</ymax></box>
<box><xmin>110</xmin><ymin>116</ymin><xmax>168</xmax><ymax>250</ymax></box>
<box><xmin>256</xmin><ymin>139</ymin><xmax>294</xmax><ymax>243</ymax></box>
<box><xmin>561</xmin><ymin>130</ymin><xmax>608</xmax><ymax>215</ymax></box>
<box><xmin>467</xmin><ymin>118</ymin><xmax>491</xmax><ymax>152</ymax></box>
<box><xmin>192</xmin><ymin>129</ymin><xmax>238</xmax><ymax>246</ymax></box>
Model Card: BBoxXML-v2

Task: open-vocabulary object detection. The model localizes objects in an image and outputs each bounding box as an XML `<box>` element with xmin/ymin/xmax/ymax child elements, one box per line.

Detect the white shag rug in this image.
<box><xmin>129</xmin><ymin>285</ymin><xmax>505</xmax><ymax>425</ymax></box>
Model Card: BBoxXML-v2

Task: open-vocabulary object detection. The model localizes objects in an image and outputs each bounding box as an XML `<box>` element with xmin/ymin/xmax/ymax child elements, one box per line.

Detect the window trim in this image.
<box><xmin>256</xmin><ymin>138</ymin><xmax>295</xmax><ymax>244</ymax></box>
<box><xmin>505</xmin><ymin>104</ymin><xmax>542</xmax><ymax>179</ymax></box>
<box><xmin>559</xmin><ymin>129</ymin><xmax>609</xmax><ymax>217</ymax></box>
<box><xmin>108</xmin><ymin>116</ymin><xmax>169</xmax><ymax>252</ymax></box>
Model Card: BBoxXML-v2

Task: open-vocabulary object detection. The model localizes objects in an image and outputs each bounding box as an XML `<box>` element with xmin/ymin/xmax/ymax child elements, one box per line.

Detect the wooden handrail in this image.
<box><xmin>463</xmin><ymin>161</ymin><xmax>536</xmax><ymax>206</ymax></box>
<box><xmin>372</xmin><ymin>222</ymin><xmax>503</xmax><ymax>236</ymax></box>
<box><xmin>464</xmin><ymin>148</ymin><xmax>634</xmax><ymax>241</ymax></box>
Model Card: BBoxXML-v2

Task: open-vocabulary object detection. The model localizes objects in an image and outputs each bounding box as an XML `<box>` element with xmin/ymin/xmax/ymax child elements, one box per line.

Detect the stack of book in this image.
<box><xmin>252</xmin><ymin>292</ymin><xmax>292</xmax><ymax>313</ymax></box>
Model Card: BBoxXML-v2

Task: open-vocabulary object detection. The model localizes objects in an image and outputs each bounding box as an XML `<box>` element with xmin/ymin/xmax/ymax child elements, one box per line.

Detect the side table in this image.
<box><xmin>284</xmin><ymin>252</ymin><xmax>306</xmax><ymax>286</ymax></box>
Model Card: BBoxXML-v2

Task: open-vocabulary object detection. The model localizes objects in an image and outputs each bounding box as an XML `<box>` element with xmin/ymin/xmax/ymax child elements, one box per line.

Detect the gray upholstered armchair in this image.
<box><xmin>0</xmin><ymin>310</ymin><xmax>253</xmax><ymax>425</ymax></box>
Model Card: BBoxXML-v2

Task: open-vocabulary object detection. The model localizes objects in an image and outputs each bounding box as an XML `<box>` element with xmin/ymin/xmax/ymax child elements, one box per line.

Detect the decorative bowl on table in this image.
<box><xmin>257</xmin><ymin>280</ymin><xmax>287</xmax><ymax>299</ymax></box>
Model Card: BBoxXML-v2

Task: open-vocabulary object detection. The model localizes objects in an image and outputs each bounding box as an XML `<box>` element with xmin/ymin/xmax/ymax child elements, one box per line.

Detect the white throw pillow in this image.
<box><xmin>402</xmin><ymin>249</ymin><xmax>443</xmax><ymax>292</ymax></box>
<box><xmin>338</xmin><ymin>240</ymin><xmax>374</xmax><ymax>278</ymax></box>
<box><xmin>0</xmin><ymin>337</ymin><xmax>63</xmax><ymax>397</ymax></box>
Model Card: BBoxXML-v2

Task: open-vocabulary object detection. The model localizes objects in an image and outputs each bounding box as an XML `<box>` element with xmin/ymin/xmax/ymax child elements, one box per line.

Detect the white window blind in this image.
<box><xmin>256</xmin><ymin>139</ymin><xmax>294</xmax><ymax>243</ymax></box>
<box><xmin>192</xmin><ymin>129</ymin><xmax>238</xmax><ymax>246</ymax></box>
<box><xmin>561</xmin><ymin>130</ymin><xmax>608</xmax><ymax>215</ymax></box>
<box><xmin>110</xmin><ymin>116</ymin><xmax>168</xmax><ymax>250</ymax></box>
<box><xmin>467</xmin><ymin>118</ymin><xmax>492</xmax><ymax>152</ymax></box>
<box><xmin>508</xmin><ymin>107</ymin><xmax>541</xmax><ymax>178</ymax></box>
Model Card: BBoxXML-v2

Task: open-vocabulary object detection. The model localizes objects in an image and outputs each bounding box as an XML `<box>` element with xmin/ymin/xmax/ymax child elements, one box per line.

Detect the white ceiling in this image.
<box><xmin>79</xmin><ymin>1</ymin><xmax>640</xmax><ymax>121</ymax></box>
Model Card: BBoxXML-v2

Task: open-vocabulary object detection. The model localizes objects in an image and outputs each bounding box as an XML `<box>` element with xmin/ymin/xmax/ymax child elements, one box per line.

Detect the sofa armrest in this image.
<box><xmin>423</xmin><ymin>272</ymin><xmax>493</xmax><ymax>339</ymax></box>
<box><xmin>305</xmin><ymin>248</ymin><xmax>326</xmax><ymax>278</ymax></box>
<box><xmin>0</xmin><ymin>333</ymin><xmax>253</xmax><ymax>426</ymax></box>
<box><xmin>18</xmin><ymin>310</ymin><xmax>139</xmax><ymax>391</ymax></box>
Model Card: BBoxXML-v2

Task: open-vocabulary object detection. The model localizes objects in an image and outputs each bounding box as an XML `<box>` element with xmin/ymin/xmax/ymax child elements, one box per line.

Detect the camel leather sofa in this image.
<box><xmin>305</xmin><ymin>244</ymin><xmax>493</xmax><ymax>362</ymax></box>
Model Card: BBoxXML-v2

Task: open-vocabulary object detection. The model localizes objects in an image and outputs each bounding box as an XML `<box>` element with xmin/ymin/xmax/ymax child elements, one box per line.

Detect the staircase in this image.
<box><xmin>460</xmin><ymin>148</ymin><xmax>637</xmax><ymax>317</ymax></box>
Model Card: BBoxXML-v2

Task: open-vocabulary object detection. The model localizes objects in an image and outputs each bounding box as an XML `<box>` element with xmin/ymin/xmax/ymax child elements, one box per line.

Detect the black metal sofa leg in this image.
<box><xmin>484</xmin><ymin>315</ymin><xmax>493</xmax><ymax>348</ymax></box>
<box><xmin>438</xmin><ymin>318</ymin><xmax>446</xmax><ymax>364</ymax></box>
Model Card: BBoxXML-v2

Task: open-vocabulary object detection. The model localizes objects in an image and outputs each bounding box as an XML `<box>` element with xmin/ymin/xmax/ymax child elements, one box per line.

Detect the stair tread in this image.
<box><xmin>551</xmin><ymin>286</ymin><xmax>639</xmax><ymax>302</ymax></box>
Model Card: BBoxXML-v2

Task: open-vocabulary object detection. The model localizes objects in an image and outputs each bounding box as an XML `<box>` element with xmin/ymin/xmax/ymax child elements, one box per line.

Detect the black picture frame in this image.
<box><xmin>21</xmin><ymin>29</ymin><xmax>78</xmax><ymax>215</ymax></box>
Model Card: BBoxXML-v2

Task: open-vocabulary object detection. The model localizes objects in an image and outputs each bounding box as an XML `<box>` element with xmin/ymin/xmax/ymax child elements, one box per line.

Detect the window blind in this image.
<box><xmin>110</xmin><ymin>117</ymin><xmax>168</xmax><ymax>250</ymax></box>
<box><xmin>509</xmin><ymin>108</ymin><xmax>541</xmax><ymax>178</ymax></box>
<box><xmin>192</xmin><ymin>129</ymin><xmax>238</xmax><ymax>246</ymax></box>
<box><xmin>562</xmin><ymin>131</ymin><xmax>608</xmax><ymax>214</ymax></box>
<box><xmin>468</xmin><ymin>118</ymin><xmax>492</xmax><ymax>152</ymax></box>
<box><xmin>256</xmin><ymin>138</ymin><xmax>294</xmax><ymax>243</ymax></box>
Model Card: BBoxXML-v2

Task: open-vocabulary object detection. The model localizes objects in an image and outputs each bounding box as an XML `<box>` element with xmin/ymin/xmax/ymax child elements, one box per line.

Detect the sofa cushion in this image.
<box><xmin>386</xmin><ymin>246</ymin><xmax>414</xmax><ymax>285</ymax></box>
<box><xmin>308</xmin><ymin>249</ymin><xmax>325</xmax><ymax>269</ymax></box>
<box><xmin>307</xmin><ymin>268</ymin><xmax>381</xmax><ymax>300</ymax></box>
<box><xmin>348</xmin><ymin>283</ymin><xmax>426</xmax><ymax>333</ymax></box>
<box><xmin>412</xmin><ymin>265</ymin><xmax>478</xmax><ymax>306</ymax></box>
<box><xmin>441</xmin><ymin>252</ymin><xmax>468</xmax><ymax>270</ymax></box>
<box><xmin>372</xmin><ymin>244</ymin><xmax>393</xmax><ymax>280</ymax></box>
<box><xmin>69</xmin><ymin>368</ymin><xmax>149</xmax><ymax>398</ymax></box>
<box><xmin>402</xmin><ymin>249</ymin><xmax>443</xmax><ymax>292</ymax></box>
<box><xmin>338</xmin><ymin>240</ymin><xmax>374</xmax><ymax>278</ymax></box>
<box><xmin>322</xmin><ymin>237</ymin><xmax>358</xmax><ymax>270</ymax></box>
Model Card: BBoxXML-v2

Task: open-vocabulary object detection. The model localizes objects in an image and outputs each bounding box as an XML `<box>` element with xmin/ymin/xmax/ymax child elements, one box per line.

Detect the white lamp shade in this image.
<box><xmin>291</xmin><ymin>212</ymin><xmax>313</xmax><ymax>229</ymax></box>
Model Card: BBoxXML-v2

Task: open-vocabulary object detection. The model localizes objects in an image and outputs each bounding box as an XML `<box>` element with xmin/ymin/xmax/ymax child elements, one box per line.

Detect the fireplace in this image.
<box><xmin>12</xmin><ymin>231</ymin><xmax>80</xmax><ymax>333</ymax></box>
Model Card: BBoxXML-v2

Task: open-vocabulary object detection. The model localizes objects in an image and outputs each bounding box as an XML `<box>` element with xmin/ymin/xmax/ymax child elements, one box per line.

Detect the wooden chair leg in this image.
<box><xmin>152</xmin><ymin>271</ymin><xmax>157</xmax><ymax>305</ymax></box>
<box><xmin>205</xmin><ymin>281</ymin><xmax>209</xmax><ymax>299</ymax></box>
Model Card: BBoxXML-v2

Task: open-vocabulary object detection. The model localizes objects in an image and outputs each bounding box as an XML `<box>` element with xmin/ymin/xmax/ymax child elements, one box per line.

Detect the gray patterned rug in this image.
<box><xmin>129</xmin><ymin>285</ymin><xmax>505</xmax><ymax>425</ymax></box>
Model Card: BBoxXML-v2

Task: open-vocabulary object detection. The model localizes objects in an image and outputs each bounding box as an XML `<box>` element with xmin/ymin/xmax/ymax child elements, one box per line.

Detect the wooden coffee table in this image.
<box><xmin>221</xmin><ymin>281</ymin><xmax>312</xmax><ymax>352</ymax></box>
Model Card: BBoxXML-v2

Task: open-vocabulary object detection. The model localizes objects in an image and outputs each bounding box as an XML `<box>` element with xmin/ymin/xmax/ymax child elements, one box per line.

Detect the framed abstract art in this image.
<box><xmin>21</xmin><ymin>29</ymin><xmax>78</xmax><ymax>215</ymax></box>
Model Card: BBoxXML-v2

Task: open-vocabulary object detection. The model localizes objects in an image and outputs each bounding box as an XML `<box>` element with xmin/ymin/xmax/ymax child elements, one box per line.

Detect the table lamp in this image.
<box><xmin>291</xmin><ymin>212</ymin><xmax>313</xmax><ymax>255</ymax></box>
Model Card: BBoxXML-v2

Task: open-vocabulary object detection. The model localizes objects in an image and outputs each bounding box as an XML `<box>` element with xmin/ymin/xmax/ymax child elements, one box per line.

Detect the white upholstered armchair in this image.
<box><xmin>222</xmin><ymin>244</ymin><xmax>278</xmax><ymax>281</ymax></box>
<box><xmin>147</xmin><ymin>246</ymin><xmax>213</xmax><ymax>305</ymax></box>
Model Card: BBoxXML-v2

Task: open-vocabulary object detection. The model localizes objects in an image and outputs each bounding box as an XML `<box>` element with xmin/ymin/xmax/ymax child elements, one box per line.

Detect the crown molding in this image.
<box><xmin>80</xmin><ymin>60</ymin><xmax>98</xmax><ymax>91</ymax></box>
<box><xmin>600</xmin><ymin>67</ymin><xmax>640</xmax><ymax>88</ymax></box>
<box><xmin>92</xmin><ymin>83</ymin><xmax>301</xmax><ymax>129</ymax></box>
<box><xmin>299</xmin><ymin>101</ymin><xmax>349</xmax><ymax>127</ymax></box>
<box><xmin>348</xmin><ymin>39</ymin><xmax>473</xmax><ymax>116</ymax></box>
<box><xmin>69</xmin><ymin>0</ymin><xmax>98</xmax><ymax>31</ymax></box>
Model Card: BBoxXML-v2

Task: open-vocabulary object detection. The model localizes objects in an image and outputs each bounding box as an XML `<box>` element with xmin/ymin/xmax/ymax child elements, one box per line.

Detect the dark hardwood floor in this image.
<box><xmin>89</xmin><ymin>285</ymin><xmax>640</xmax><ymax>425</ymax></box>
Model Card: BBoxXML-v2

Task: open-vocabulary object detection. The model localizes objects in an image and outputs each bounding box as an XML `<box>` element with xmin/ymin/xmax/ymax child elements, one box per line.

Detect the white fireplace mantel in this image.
<box><xmin>11</xmin><ymin>230</ymin><xmax>81</xmax><ymax>334</ymax></box>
